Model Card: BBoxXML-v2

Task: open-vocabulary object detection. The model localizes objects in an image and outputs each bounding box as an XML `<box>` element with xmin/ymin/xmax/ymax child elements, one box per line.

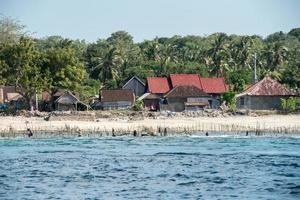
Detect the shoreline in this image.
<box><xmin>0</xmin><ymin>114</ymin><xmax>299</xmax><ymax>137</ymax></box>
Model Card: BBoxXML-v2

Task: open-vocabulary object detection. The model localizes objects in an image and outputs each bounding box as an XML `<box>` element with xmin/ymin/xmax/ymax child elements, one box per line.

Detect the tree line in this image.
<box><xmin>0</xmin><ymin>16</ymin><xmax>299</xmax><ymax>110</ymax></box>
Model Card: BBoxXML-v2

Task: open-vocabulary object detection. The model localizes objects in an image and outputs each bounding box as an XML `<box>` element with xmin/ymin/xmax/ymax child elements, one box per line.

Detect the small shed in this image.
<box><xmin>138</xmin><ymin>93</ymin><xmax>161</xmax><ymax>111</ymax></box>
<box><xmin>236</xmin><ymin>77</ymin><xmax>296</xmax><ymax>110</ymax></box>
<box><xmin>0</xmin><ymin>86</ymin><xmax>23</xmax><ymax>103</ymax></box>
<box><xmin>122</xmin><ymin>75</ymin><xmax>146</xmax><ymax>97</ymax></box>
<box><xmin>100</xmin><ymin>89</ymin><xmax>135</xmax><ymax>110</ymax></box>
<box><xmin>162</xmin><ymin>85</ymin><xmax>211</xmax><ymax>112</ymax></box>
<box><xmin>55</xmin><ymin>91</ymin><xmax>87</xmax><ymax>111</ymax></box>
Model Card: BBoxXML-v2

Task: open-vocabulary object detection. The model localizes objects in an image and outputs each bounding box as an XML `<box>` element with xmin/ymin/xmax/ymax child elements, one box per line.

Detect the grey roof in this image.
<box><xmin>55</xmin><ymin>91</ymin><xmax>80</xmax><ymax>104</ymax></box>
<box><xmin>122</xmin><ymin>75</ymin><xmax>146</xmax><ymax>88</ymax></box>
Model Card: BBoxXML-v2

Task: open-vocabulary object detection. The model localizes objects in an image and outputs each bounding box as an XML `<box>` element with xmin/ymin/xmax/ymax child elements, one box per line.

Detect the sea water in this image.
<box><xmin>0</xmin><ymin>136</ymin><xmax>300</xmax><ymax>200</ymax></box>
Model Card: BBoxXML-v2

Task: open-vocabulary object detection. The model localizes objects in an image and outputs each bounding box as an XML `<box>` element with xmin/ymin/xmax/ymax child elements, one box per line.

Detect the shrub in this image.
<box><xmin>280</xmin><ymin>97</ymin><xmax>300</xmax><ymax>112</ymax></box>
<box><xmin>132</xmin><ymin>99</ymin><xmax>144</xmax><ymax>111</ymax></box>
<box><xmin>221</xmin><ymin>91</ymin><xmax>237</xmax><ymax>110</ymax></box>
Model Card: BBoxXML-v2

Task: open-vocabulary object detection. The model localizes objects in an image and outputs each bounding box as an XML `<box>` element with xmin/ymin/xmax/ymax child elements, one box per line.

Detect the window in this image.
<box><xmin>240</xmin><ymin>97</ymin><xmax>245</xmax><ymax>106</ymax></box>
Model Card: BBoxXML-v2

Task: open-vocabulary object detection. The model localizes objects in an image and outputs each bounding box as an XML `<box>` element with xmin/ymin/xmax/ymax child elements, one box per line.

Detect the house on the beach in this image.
<box><xmin>145</xmin><ymin>74</ymin><xmax>228</xmax><ymax>111</ymax></box>
<box><xmin>122</xmin><ymin>75</ymin><xmax>146</xmax><ymax>97</ymax></box>
<box><xmin>162</xmin><ymin>85</ymin><xmax>211</xmax><ymax>112</ymax></box>
<box><xmin>236</xmin><ymin>77</ymin><xmax>296</xmax><ymax>110</ymax></box>
<box><xmin>138</xmin><ymin>93</ymin><xmax>161</xmax><ymax>111</ymax></box>
<box><xmin>200</xmin><ymin>77</ymin><xmax>227</xmax><ymax>108</ymax></box>
<box><xmin>99</xmin><ymin>89</ymin><xmax>135</xmax><ymax>110</ymax></box>
<box><xmin>0</xmin><ymin>86</ymin><xmax>23</xmax><ymax>104</ymax></box>
<box><xmin>55</xmin><ymin>91</ymin><xmax>88</xmax><ymax>111</ymax></box>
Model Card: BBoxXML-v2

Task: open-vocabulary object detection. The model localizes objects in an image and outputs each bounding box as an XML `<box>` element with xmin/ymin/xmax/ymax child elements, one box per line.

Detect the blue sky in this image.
<box><xmin>0</xmin><ymin>0</ymin><xmax>299</xmax><ymax>42</ymax></box>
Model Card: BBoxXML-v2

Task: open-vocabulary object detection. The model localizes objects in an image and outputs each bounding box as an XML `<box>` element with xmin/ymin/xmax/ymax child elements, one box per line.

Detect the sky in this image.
<box><xmin>0</xmin><ymin>0</ymin><xmax>300</xmax><ymax>42</ymax></box>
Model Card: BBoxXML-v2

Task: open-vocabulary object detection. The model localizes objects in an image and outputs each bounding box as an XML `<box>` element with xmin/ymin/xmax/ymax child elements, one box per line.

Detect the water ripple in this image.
<box><xmin>0</xmin><ymin>136</ymin><xmax>299</xmax><ymax>199</ymax></box>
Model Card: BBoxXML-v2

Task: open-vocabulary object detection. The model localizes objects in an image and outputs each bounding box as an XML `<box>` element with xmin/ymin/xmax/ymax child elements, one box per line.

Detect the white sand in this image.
<box><xmin>0</xmin><ymin>115</ymin><xmax>299</xmax><ymax>133</ymax></box>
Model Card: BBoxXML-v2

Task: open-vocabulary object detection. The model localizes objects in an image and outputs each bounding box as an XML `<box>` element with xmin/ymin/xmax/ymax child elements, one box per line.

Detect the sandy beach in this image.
<box><xmin>0</xmin><ymin>114</ymin><xmax>299</xmax><ymax>136</ymax></box>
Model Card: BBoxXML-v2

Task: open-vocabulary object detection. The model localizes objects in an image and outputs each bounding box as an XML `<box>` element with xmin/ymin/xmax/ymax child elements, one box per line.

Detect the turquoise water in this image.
<box><xmin>0</xmin><ymin>136</ymin><xmax>300</xmax><ymax>200</ymax></box>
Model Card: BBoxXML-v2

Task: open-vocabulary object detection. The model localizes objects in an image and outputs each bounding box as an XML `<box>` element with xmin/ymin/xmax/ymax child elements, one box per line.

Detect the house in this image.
<box><xmin>200</xmin><ymin>77</ymin><xmax>227</xmax><ymax>108</ymax></box>
<box><xmin>236</xmin><ymin>77</ymin><xmax>296</xmax><ymax>110</ymax></box>
<box><xmin>145</xmin><ymin>74</ymin><xmax>228</xmax><ymax>110</ymax></box>
<box><xmin>138</xmin><ymin>93</ymin><xmax>161</xmax><ymax>111</ymax></box>
<box><xmin>55</xmin><ymin>91</ymin><xmax>88</xmax><ymax>111</ymax></box>
<box><xmin>0</xmin><ymin>86</ymin><xmax>23</xmax><ymax>103</ymax></box>
<box><xmin>100</xmin><ymin>89</ymin><xmax>135</xmax><ymax>110</ymax></box>
<box><xmin>161</xmin><ymin>85</ymin><xmax>211</xmax><ymax>112</ymax></box>
<box><xmin>122</xmin><ymin>75</ymin><xmax>146</xmax><ymax>97</ymax></box>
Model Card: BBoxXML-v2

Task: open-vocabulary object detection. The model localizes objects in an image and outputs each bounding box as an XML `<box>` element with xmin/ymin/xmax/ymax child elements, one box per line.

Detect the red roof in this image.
<box><xmin>237</xmin><ymin>77</ymin><xmax>295</xmax><ymax>97</ymax></box>
<box><xmin>200</xmin><ymin>77</ymin><xmax>227</xmax><ymax>94</ymax></box>
<box><xmin>146</xmin><ymin>77</ymin><xmax>171</xmax><ymax>94</ymax></box>
<box><xmin>170</xmin><ymin>74</ymin><xmax>202</xmax><ymax>89</ymax></box>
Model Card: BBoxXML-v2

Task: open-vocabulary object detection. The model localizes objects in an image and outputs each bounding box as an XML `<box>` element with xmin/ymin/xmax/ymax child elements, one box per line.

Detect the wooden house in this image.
<box><xmin>100</xmin><ymin>89</ymin><xmax>135</xmax><ymax>110</ymax></box>
<box><xmin>122</xmin><ymin>75</ymin><xmax>146</xmax><ymax>97</ymax></box>
<box><xmin>138</xmin><ymin>93</ymin><xmax>161</xmax><ymax>111</ymax></box>
<box><xmin>55</xmin><ymin>91</ymin><xmax>87</xmax><ymax>111</ymax></box>
<box><xmin>0</xmin><ymin>86</ymin><xmax>23</xmax><ymax>103</ymax></box>
<box><xmin>236</xmin><ymin>77</ymin><xmax>296</xmax><ymax>110</ymax></box>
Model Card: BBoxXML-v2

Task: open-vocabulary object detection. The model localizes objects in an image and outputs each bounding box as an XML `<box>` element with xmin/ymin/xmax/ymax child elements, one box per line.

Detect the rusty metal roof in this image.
<box><xmin>236</xmin><ymin>77</ymin><xmax>296</xmax><ymax>97</ymax></box>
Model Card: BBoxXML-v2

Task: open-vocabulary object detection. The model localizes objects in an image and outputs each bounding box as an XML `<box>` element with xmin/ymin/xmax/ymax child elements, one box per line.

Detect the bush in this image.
<box><xmin>221</xmin><ymin>91</ymin><xmax>237</xmax><ymax>110</ymax></box>
<box><xmin>280</xmin><ymin>97</ymin><xmax>300</xmax><ymax>112</ymax></box>
<box><xmin>132</xmin><ymin>99</ymin><xmax>144</xmax><ymax>111</ymax></box>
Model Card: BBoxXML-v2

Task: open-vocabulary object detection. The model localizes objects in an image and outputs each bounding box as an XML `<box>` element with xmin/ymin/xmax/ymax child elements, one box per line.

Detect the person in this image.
<box><xmin>27</xmin><ymin>128</ymin><xmax>33</xmax><ymax>137</ymax></box>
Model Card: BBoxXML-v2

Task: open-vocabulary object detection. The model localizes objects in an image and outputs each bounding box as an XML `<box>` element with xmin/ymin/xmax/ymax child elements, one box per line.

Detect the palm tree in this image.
<box><xmin>94</xmin><ymin>46</ymin><xmax>123</xmax><ymax>85</ymax></box>
<box><xmin>206</xmin><ymin>33</ymin><xmax>230</xmax><ymax>77</ymax></box>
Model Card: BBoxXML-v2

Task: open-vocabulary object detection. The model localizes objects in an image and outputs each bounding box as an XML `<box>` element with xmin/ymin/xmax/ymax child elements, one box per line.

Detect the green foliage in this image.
<box><xmin>221</xmin><ymin>91</ymin><xmax>237</xmax><ymax>110</ymax></box>
<box><xmin>227</xmin><ymin>69</ymin><xmax>252</xmax><ymax>92</ymax></box>
<box><xmin>79</xmin><ymin>78</ymin><xmax>100</xmax><ymax>102</ymax></box>
<box><xmin>42</xmin><ymin>43</ymin><xmax>86</xmax><ymax>94</ymax></box>
<box><xmin>280</xmin><ymin>97</ymin><xmax>300</xmax><ymax>112</ymax></box>
<box><xmin>0</xmin><ymin>37</ymin><xmax>47</xmax><ymax>110</ymax></box>
<box><xmin>132</xmin><ymin>99</ymin><xmax>144</xmax><ymax>111</ymax></box>
<box><xmin>1</xmin><ymin>15</ymin><xmax>299</xmax><ymax>112</ymax></box>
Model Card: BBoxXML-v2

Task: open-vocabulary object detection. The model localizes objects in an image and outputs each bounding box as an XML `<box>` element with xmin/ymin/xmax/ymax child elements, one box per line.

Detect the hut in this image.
<box><xmin>100</xmin><ymin>89</ymin><xmax>135</xmax><ymax>110</ymax></box>
<box><xmin>236</xmin><ymin>77</ymin><xmax>296</xmax><ymax>110</ymax></box>
<box><xmin>138</xmin><ymin>93</ymin><xmax>161</xmax><ymax>111</ymax></box>
<box><xmin>122</xmin><ymin>75</ymin><xmax>146</xmax><ymax>97</ymax></box>
<box><xmin>0</xmin><ymin>86</ymin><xmax>23</xmax><ymax>103</ymax></box>
<box><xmin>55</xmin><ymin>91</ymin><xmax>87</xmax><ymax>111</ymax></box>
<box><xmin>162</xmin><ymin>85</ymin><xmax>211</xmax><ymax>112</ymax></box>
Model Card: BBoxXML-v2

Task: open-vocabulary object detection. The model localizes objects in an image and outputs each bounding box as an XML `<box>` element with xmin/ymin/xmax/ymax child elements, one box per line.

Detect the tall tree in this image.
<box><xmin>0</xmin><ymin>37</ymin><xmax>47</xmax><ymax>110</ymax></box>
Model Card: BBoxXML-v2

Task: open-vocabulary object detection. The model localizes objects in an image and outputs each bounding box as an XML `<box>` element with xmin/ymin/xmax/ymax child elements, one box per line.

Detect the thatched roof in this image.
<box><xmin>55</xmin><ymin>91</ymin><xmax>80</xmax><ymax>105</ymax></box>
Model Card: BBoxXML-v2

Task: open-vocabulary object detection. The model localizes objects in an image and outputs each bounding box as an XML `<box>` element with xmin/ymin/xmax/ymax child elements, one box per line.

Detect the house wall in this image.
<box><xmin>56</xmin><ymin>103</ymin><xmax>76</xmax><ymax>111</ymax></box>
<box><xmin>159</xmin><ymin>97</ymin><xmax>186</xmax><ymax>112</ymax></box>
<box><xmin>102</xmin><ymin>101</ymin><xmax>132</xmax><ymax>110</ymax></box>
<box><xmin>237</xmin><ymin>95</ymin><xmax>291</xmax><ymax>110</ymax></box>
<box><xmin>123</xmin><ymin>79</ymin><xmax>145</xmax><ymax>97</ymax></box>
<box><xmin>210</xmin><ymin>94</ymin><xmax>221</xmax><ymax>109</ymax></box>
